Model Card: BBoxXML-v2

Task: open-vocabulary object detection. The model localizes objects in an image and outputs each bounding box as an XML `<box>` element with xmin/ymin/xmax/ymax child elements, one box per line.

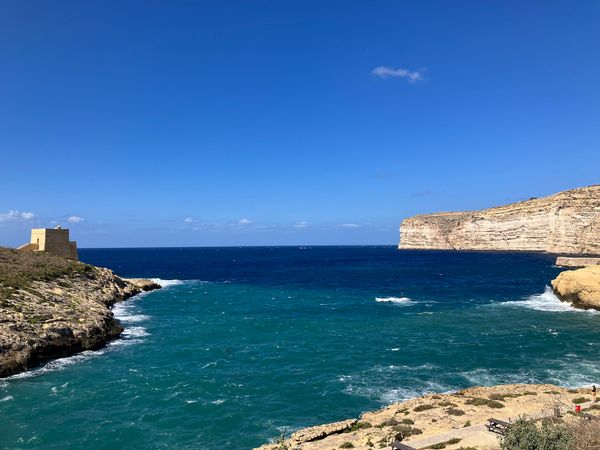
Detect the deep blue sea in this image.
<box><xmin>2</xmin><ymin>246</ymin><xmax>600</xmax><ymax>449</ymax></box>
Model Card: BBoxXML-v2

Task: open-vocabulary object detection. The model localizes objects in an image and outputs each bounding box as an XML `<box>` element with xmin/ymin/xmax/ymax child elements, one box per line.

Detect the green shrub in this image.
<box><xmin>446</xmin><ymin>408</ymin><xmax>465</xmax><ymax>416</ymax></box>
<box><xmin>572</xmin><ymin>397</ymin><xmax>590</xmax><ymax>404</ymax></box>
<box><xmin>465</xmin><ymin>397</ymin><xmax>504</xmax><ymax>408</ymax></box>
<box><xmin>378</xmin><ymin>418</ymin><xmax>398</xmax><ymax>427</ymax></box>
<box><xmin>500</xmin><ymin>417</ymin><xmax>573</xmax><ymax>450</ymax></box>
<box><xmin>346</xmin><ymin>421</ymin><xmax>371</xmax><ymax>432</ymax></box>
<box><xmin>401</xmin><ymin>418</ymin><xmax>414</xmax><ymax>425</ymax></box>
<box><xmin>438</xmin><ymin>400</ymin><xmax>457</xmax><ymax>407</ymax></box>
<box><xmin>340</xmin><ymin>442</ymin><xmax>354</xmax><ymax>449</ymax></box>
<box><xmin>414</xmin><ymin>404</ymin><xmax>436</xmax><ymax>412</ymax></box>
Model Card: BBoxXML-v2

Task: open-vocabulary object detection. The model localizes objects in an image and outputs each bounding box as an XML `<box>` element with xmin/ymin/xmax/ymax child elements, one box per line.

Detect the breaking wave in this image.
<box><xmin>375</xmin><ymin>296</ymin><xmax>413</xmax><ymax>305</ymax></box>
<box><xmin>151</xmin><ymin>278</ymin><xmax>184</xmax><ymax>288</ymax></box>
<box><xmin>499</xmin><ymin>286</ymin><xmax>596</xmax><ymax>313</ymax></box>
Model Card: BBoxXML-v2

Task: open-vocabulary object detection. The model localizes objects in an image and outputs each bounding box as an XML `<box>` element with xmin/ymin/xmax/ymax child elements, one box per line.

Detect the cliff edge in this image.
<box><xmin>256</xmin><ymin>384</ymin><xmax>590</xmax><ymax>450</ymax></box>
<box><xmin>399</xmin><ymin>185</ymin><xmax>600</xmax><ymax>254</ymax></box>
<box><xmin>0</xmin><ymin>248</ymin><xmax>160</xmax><ymax>377</ymax></box>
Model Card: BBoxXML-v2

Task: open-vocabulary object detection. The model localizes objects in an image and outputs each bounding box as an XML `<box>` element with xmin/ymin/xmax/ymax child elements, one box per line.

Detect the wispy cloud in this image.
<box><xmin>339</xmin><ymin>223</ymin><xmax>361</xmax><ymax>228</ymax></box>
<box><xmin>184</xmin><ymin>217</ymin><xmax>195</xmax><ymax>223</ymax></box>
<box><xmin>372</xmin><ymin>66</ymin><xmax>424</xmax><ymax>83</ymax></box>
<box><xmin>67</xmin><ymin>215</ymin><xmax>85</xmax><ymax>224</ymax></box>
<box><xmin>0</xmin><ymin>210</ymin><xmax>36</xmax><ymax>222</ymax></box>
<box><xmin>238</xmin><ymin>218</ymin><xmax>254</xmax><ymax>225</ymax></box>
<box><xmin>293</xmin><ymin>220</ymin><xmax>309</xmax><ymax>228</ymax></box>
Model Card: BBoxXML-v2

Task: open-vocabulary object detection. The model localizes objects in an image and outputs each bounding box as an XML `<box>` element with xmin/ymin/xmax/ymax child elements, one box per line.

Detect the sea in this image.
<box><xmin>1</xmin><ymin>246</ymin><xmax>599</xmax><ymax>449</ymax></box>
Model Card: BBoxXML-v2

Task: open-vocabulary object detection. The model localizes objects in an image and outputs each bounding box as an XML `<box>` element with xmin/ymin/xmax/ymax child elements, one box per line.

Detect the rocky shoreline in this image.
<box><xmin>256</xmin><ymin>384</ymin><xmax>595</xmax><ymax>450</ymax></box>
<box><xmin>0</xmin><ymin>248</ymin><xmax>160</xmax><ymax>378</ymax></box>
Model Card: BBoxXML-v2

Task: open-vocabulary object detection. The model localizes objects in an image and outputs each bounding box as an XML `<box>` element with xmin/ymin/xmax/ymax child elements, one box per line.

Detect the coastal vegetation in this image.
<box><xmin>0</xmin><ymin>247</ymin><xmax>93</xmax><ymax>301</ymax></box>
<box><xmin>499</xmin><ymin>415</ymin><xmax>600</xmax><ymax>450</ymax></box>
<box><xmin>0</xmin><ymin>247</ymin><xmax>159</xmax><ymax>377</ymax></box>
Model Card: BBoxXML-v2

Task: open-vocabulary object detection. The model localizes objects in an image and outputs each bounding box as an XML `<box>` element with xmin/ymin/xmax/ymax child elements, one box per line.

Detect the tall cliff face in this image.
<box><xmin>399</xmin><ymin>185</ymin><xmax>600</xmax><ymax>254</ymax></box>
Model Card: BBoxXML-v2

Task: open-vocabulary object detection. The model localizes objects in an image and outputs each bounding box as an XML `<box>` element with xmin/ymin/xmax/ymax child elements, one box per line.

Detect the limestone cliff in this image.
<box><xmin>0</xmin><ymin>248</ymin><xmax>159</xmax><ymax>377</ymax></box>
<box><xmin>399</xmin><ymin>185</ymin><xmax>600</xmax><ymax>254</ymax></box>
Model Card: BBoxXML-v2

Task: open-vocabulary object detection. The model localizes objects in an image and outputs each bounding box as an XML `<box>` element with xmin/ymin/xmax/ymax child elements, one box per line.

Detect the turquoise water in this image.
<box><xmin>2</xmin><ymin>247</ymin><xmax>600</xmax><ymax>449</ymax></box>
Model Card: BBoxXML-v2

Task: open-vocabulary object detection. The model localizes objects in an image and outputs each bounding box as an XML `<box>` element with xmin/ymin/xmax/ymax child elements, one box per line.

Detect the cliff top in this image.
<box><xmin>405</xmin><ymin>184</ymin><xmax>600</xmax><ymax>222</ymax></box>
<box><xmin>0</xmin><ymin>247</ymin><xmax>93</xmax><ymax>294</ymax></box>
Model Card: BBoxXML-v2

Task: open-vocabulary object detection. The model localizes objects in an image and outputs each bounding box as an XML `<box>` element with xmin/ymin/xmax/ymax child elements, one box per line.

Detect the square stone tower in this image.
<box><xmin>18</xmin><ymin>226</ymin><xmax>78</xmax><ymax>260</ymax></box>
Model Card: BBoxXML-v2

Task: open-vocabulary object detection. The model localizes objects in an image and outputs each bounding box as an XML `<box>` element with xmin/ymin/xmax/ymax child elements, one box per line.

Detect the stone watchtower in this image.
<box><xmin>18</xmin><ymin>225</ymin><xmax>78</xmax><ymax>260</ymax></box>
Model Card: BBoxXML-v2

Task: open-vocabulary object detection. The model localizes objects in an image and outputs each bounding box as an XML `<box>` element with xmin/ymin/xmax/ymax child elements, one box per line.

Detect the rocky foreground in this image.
<box><xmin>257</xmin><ymin>384</ymin><xmax>594</xmax><ymax>450</ymax></box>
<box><xmin>399</xmin><ymin>185</ymin><xmax>600</xmax><ymax>254</ymax></box>
<box><xmin>0</xmin><ymin>248</ymin><xmax>160</xmax><ymax>377</ymax></box>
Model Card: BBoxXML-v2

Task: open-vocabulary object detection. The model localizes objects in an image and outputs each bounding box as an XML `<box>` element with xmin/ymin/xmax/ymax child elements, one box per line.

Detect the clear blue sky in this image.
<box><xmin>1</xmin><ymin>1</ymin><xmax>598</xmax><ymax>247</ymax></box>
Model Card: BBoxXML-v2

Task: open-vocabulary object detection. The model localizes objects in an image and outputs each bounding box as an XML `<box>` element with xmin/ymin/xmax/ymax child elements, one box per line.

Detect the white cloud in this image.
<box><xmin>238</xmin><ymin>218</ymin><xmax>254</xmax><ymax>225</ymax></box>
<box><xmin>372</xmin><ymin>66</ymin><xmax>424</xmax><ymax>83</ymax></box>
<box><xmin>339</xmin><ymin>223</ymin><xmax>361</xmax><ymax>228</ymax></box>
<box><xmin>67</xmin><ymin>215</ymin><xmax>85</xmax><ymax>224</ymax></box>
<box><xmin>184</xmin><ymin>217</ymin><xmax>195</xmax><ymax>223</ymax></box>
<box><xmin>293</xmin><ymin>220</ymin><xmax>309</xmax><ymax>228</ymax></box>
<box><xmin>0</xmin><ymin>210</ymin><xmax>36</xmax><ymax>222</ymax></box>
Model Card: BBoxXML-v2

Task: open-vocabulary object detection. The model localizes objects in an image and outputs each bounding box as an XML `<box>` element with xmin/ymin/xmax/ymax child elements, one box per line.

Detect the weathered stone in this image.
<box><xmin>0</xmin><ymin>251</ymin><xmax>161</xmax><ymax>378</ymax></box>
<box><xmin>556</xmin><ymin>257</ymin><xmax>600</xmax><ymax>268</ymax></box>
<box><xmin>399</xmin><ymin>185</ymin><xmax>600</xmax><ymax>254</ymax></box>
<box><xmin>551</xmin><ymin>266</ymin><xmax>600</xmax><ymax>310</ymax></box>
<box><xmin>122</xmin><ymin>278</ymin><xmax>162</xmax><ymax>292</ymax></box>
<box><xmin>290</xmin><ymin>418</ymin><xmax>357</xmax><ymax>443</ymax></box>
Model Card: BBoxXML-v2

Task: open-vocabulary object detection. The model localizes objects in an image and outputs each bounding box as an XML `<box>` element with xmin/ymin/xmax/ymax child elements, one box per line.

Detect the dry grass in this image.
<box><xmin>568</xmin><ymin>417</ymin><xmax>600</xmax><ymax>449</ymax></box>
<box><xmin>0</xmin><ymin>247</ymin><xmax>92</xmax><ymax>289</ymax></box>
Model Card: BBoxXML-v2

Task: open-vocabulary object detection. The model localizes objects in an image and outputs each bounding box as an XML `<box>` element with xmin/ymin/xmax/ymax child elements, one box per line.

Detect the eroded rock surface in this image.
<box><xmin>552</xmin><ymin>266</ymin><xmax>600</xmax><ymax>310</ymax></box>
<box><xmin>399</xmin><ymin>185</ymin><xmax>600</xmax><ymax>254</ymax></box>
<box><xmin>255</xmin><ymin>384</ymin><xmax>585</xmax><ymax>450</ymax></box>
<box><xmin>0</xmin><ymin>248</ymin><xmax>160</xmax><ymax>377</ymax></box>
<box><xmin>556</xmin><ymin>257</ymin><xmax>600</xmax><ymax>268</ymax></box>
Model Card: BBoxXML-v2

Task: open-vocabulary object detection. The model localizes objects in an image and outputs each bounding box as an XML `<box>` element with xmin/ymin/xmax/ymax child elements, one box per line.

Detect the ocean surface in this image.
<box><xmin>2</xmin><ymin>246</ymin><xmax>600</xmax><ymax>449</ymax></box>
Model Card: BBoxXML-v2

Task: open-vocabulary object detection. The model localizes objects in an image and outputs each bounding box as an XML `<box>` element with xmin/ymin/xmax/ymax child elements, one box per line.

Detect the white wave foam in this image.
<box><xmin>122</xmin><ymin>326</ymin><xmax>149</xmax><ymax>338</ymax></box>
<box><xmin>380</xmin><ymin>387</ymin><xmax>425</xmax><ymax>404</ymax></box>
<box><xmin>500</xmin><ymin>286</ymin><xmax>596</xmax><ymax>313</ymax></box>
<box><xmin>460</xmin><ymin>368</ymin><xmax>539</xmax><ymax>386</ymax></box>
<box><xmin>118</xmin><ymin>314</ymin><xmax>150</xmax><ymax>323</ymax></box>
<box><xmin>151</xmin><ymin>278</ymin><xmax>184</xmax><ymax>288</ymax></box>
<box><xmin>4</xmin><ymin>300</ymin><xmax>149</xmax><ymax>381</ymax></box>
<box><xmin>375</xmin><ymin>296</ymin><xmax>413</xmax><ymax>305</ymax></box>
<box><xmin>0</xmin><ymin>395</ymin><xmax>13</xmax><ymax>402</ymax></box>
<box><xmin>6</xmin><ymin>349</ymin><xmax>107</xmax><ymax>381</ymax></box>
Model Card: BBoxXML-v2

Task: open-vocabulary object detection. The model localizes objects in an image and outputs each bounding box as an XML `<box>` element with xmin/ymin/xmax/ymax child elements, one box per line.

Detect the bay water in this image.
<box><xmin>1</xmin><ymin>247</ymin><xmax>599</xmax><ymax>449</ymax></box>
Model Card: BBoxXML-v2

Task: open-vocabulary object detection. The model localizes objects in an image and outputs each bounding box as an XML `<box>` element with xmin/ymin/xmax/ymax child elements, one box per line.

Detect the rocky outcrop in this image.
<box><xmin>551</xmin><ymin>266</ymin><xmax>600</xmax><ymax>310</ymax></box>
<box><xmin>556</xmin><ymin>257</ymin><xmax>600</xmax><ymax>268</ymax></box>
<box><xmin>289</xmin><ymin>419</ymin><xmax>357</xmax><ymax>445</ymax></box>
<box><xmin>0</xmin><ymin>248</ymin><xmax>160</xmax><ymax>377</ymax></box>
<box><xmin>256</xmin><ymin>384</ymin><xmax>585</xmax><ymax>450</ymax></box>
<box><xmin>399</xmin><ymin>185</ymin><xmax>600</xmax><ymax>254</ymax></box>
<box><xmin>122</xmin><ymin>278</ymin><xmax>162</xmax><ymax>291</ymax></box>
